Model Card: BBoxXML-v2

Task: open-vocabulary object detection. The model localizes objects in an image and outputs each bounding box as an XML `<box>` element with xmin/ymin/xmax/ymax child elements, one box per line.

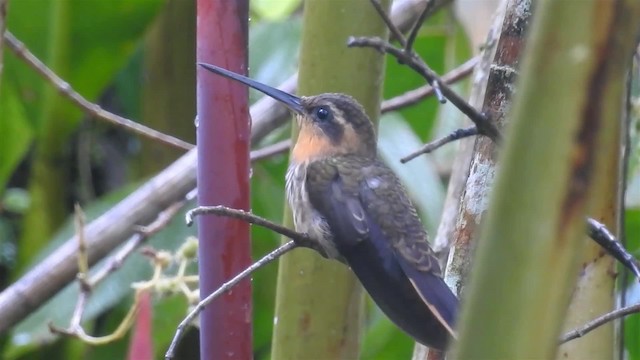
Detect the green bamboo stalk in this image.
<box><xmin>454</xmin><ymin>1</ymin><xmax>640</xmax><ymax>359</ymax></box>
<box><xmin>270</xmin><ymin>0</ymin><xmax>390</xmax><ymax>358</ymax></box>
<box><xmin>556</xmin><ymin>146</ymin><xmax>619</xmax><ymax>359</ymax></box>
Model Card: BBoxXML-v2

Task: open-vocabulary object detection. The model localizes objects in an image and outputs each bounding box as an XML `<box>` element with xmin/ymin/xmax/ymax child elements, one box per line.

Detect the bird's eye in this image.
<box><xmin>314</xmin><ymin>106</ymin><xmax>331</xmax><ymax>122</ymax></box>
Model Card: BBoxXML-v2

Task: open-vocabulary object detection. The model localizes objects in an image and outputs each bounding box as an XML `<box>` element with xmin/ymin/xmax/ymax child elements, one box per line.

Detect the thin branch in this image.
<box><xmin>381</xmin><ymin>56</ymin><xmax>478</xmax><ymax>113</ymax></box>
<box><xmin>404</xmin><ymin>0</ymin><xmax>434</xmax><ymax>54</ymax></box>
<box><xmin>586</xmin><ymin>217</ymin><xmax>640</xmax><ymax>280</ymax></box>
<box><xmin>165</xmin><ymin>240</ymin><xmax>298</xmax><ymax>359</ymax></box>
<box><xmin>347</xmin><ymin>36</ymin><xmax>501</xmax><ymax>142</ymax></box>
<box><xmin>367</xmin><ymin>1</ymin><xmax>446</xmax><ymax>101</ymax></box>
<box><xmin>401</xmin><ymin>127</ymin><xmax>478</xmax><ymax>163</ymax></box>
<box><xmin>560</xmin><ymin>303</ymin><xmax>640</xmax><ymax>343</ymax></box>
<box><xmin>370</xmin><ymin>0</ymin><xmax>407</xmax><ymax>46</ymax></box>
<box><xmin>91</xmin><ymin>201</ymin><xmax>187</xmax><ymax>285</ymax></box>
<box><xmin>186</xmin><ymin>205</ymin><xmax>323</xmax><ymax>254</ymax></box>
<box><xmin>50</xmin><ymin>291</ymin><xmax>145</xmax><ymax>345</ymax></box>
<box><xmin>3</xmin><ymin>31</ymin><xmax>193</xmax><ymax>151</ymax></box>
<box><xmin>74</xmin><ymin>205</ymin><xmax>89</xmax><ymax>278</ymax></box>
<box><xmin>49</xmin><ymin>200</ymin><xmax>186</xmax><ymax>343</ymax></box>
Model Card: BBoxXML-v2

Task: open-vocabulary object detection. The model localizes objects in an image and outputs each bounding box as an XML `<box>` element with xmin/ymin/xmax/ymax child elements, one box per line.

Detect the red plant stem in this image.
<box><xmin>196</xmin><ymin>1</ymin><xmax>252</xmax><ymax>359</ymax></box>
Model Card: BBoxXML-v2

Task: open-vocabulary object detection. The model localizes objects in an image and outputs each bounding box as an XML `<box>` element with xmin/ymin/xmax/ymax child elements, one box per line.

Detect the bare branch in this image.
<box><xmin>560</xmin><ymin>303</ymin><xmax>640</xmax><ymax>343</ymax></box>
<box><xmin>381</xmin><ymin>56</ymin><xmax>478</xmax><ymax>113</ymax></box>
<box><xmin>3</xmin><ymin>31</ymin><xmax>193</xmax><ymax>151</ymax></box>
<box><xmin>347</xmin><ymin>36</ymin><xmax>501</xmax><ymax>142</ymax></box>
<box><xmin>74</xmin><ymin>205</ymin><xmax>89</xmax><ymax>278</ymax></box>
<box><xmin>165</xmin><ymin>240</ymin><xmax>298</xmax><ymax>359</ymax></box>
<box><xmin>186</xmin><ymin>205</ymin><xmax>323</xmax><ymax>254</ymax></box>
<box><xmin>91</xmin><ymin>201</ymin><xmax>186</xmax><ymax>285</ymax></box>
<box><xmin>401</xmin><ymin>127</ymin><xmax>478</xmax><ymax>163</ymax></box>
<box><xmin>370</xmin><ymin>0</ymin><xmax>407</xmax><ymax>46</ymax></box>
<box><xmin>48</xmin><ymin>200</ymin><xmax>187</xmax><ymax>343</ymax></box>
<box><xmin>404</xmin><ymin>0</ymin><xmax>434</xmax><ymax>54</ymax></box>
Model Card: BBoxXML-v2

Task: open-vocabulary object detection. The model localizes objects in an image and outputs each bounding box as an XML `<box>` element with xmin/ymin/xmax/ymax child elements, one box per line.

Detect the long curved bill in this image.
<box><xmin>198</xmin><ymin>62</ymin><xmax>303</xmax><ymax>114</ymax></box>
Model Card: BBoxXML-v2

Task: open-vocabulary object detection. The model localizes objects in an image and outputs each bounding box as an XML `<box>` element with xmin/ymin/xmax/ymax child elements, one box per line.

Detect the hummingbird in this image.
<box><xmin>199</xmin><ymin>63</ymin><xmax>458</xmax><ymax>350</ymax></box>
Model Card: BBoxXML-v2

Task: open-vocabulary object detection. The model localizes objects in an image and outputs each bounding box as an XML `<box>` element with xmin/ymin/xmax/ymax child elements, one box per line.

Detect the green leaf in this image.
<box><xmin>6</xmin><ymin>0</ymin><xmax>166</xmax><ymax>273</ymax></box>
<box><xmin>0</xmin><ymin>86</ymin><xmax>33</xmax><ymax>192</ymax></box>
<box><xmin>3</xmin><ymin>0</ymin><xmax>164</xmax><ymax>132</ymax></box>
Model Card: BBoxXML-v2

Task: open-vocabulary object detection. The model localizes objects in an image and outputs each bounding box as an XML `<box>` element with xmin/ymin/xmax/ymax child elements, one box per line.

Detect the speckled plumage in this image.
<box><xmin>305</xmin><ymin>155</ymin><xmax>442</xmax><ymax>274</ymax></box>
<box><xmin>285</xmin><ymin>160</ymin><xmax>338</xmax><ymax>259</ymax></box>
<box><xmin>295</xmin><ymin>154</ymin><xmax>457</xmax><ymax>349</ymax></box>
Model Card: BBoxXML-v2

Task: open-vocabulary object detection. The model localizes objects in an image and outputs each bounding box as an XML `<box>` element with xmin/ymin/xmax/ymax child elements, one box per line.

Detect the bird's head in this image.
<box><xmin>199</xmin><ymin>63</ymin><xmax>377</xmax><ymax>164</ymax></box>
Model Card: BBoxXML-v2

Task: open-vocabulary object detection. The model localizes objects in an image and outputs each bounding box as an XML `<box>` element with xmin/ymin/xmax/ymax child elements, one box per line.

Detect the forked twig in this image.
<box><xmin>49</xmin><ymin>201</ymin><xmax>187</xmax><ymax>343</ymax></box>
<box><xmin>370</xmin><ymin>0</ymin><xmax>407</xmax><ymax>47</ymax></box>
<box><xmin>401</xmin><ymin>127</ymin><xmax>478</xmax><ymax>163</ymax></box>
<box><xmin>348</xmin><ymin>36</ymin><xmax>500</xmax><ymax>142</ymax></box>
<box><xmin>186</xmin><ymin>205</ymin><xmax>323</xmax><ymax>253</ymax></box>
<box><xmin>381</xmin><ymin>56</ymin><xmax>479</xmax><ymax>113</ymax></box>
<box><xmin>404</xmin><ymin>0</ymin><xmax>435</xmax><ymax>54</ymax></box>
<box><xmin>165</xmin><ymin>240</ymin><xmax>298</xmax><ymax>359</ymax></box>
<box><xmin>560</xmin><ymin>303</ymin><xmax>640</xmax><ymax>343</ymax></box>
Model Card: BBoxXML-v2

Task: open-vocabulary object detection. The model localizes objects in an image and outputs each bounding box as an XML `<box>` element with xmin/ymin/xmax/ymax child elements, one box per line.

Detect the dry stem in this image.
<box><xmin>165</xmin><ymin>240</ymin><xmax>297</xmax><ymax>359</ymax></box>
<box><xmin>49</xmin><ymin>201</ymin><xmax>186</xmax><ymax>344</ymax></box>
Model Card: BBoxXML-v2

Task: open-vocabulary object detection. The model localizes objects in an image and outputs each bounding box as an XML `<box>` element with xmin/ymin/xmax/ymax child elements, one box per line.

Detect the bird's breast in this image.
<box><xmin>285</xmin><ymin>161</ymin><xmax>339</xmax><ymax>259</ymax></box>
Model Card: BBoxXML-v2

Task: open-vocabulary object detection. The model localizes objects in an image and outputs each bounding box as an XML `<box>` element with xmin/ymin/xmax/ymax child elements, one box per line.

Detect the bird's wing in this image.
<box><xmin>305</xmin><ymin>157</ymin><xmax>457</xmax><ymax>336</ymax></box>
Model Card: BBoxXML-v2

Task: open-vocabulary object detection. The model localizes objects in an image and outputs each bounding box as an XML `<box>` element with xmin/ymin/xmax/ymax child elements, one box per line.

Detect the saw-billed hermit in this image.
<box><xmin>199</xmin><ymin>63</ymin><xmax>459</xmax><ymax>350</ymax></box>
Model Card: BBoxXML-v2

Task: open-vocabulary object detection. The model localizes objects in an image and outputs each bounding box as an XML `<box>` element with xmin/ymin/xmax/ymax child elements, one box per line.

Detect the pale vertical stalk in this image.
<box><xmin>454</xmin><ymin>1</ymin><xmax>640</xmax><ymax>358</ymax></box>
<box><xmin>414</xmin><ymin>1</ymin><xmax>530</xmax><ymax>358</ymax></box>
<box><xmin>445</xmin><ymin>0</ymin><xmax>531</xmax><ymax>301</ymax></box>
<box><xmin>271</xmin><ymin>0</ymin><xmax>390</xmax><ymax>358</ymax></box>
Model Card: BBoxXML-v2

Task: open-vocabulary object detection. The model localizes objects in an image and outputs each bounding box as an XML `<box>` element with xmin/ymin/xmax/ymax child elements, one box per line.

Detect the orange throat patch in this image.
<box><xmin>291</xmin><ymin>124</ymin><xmax>336</xmax><ymax>163</ymax></box>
